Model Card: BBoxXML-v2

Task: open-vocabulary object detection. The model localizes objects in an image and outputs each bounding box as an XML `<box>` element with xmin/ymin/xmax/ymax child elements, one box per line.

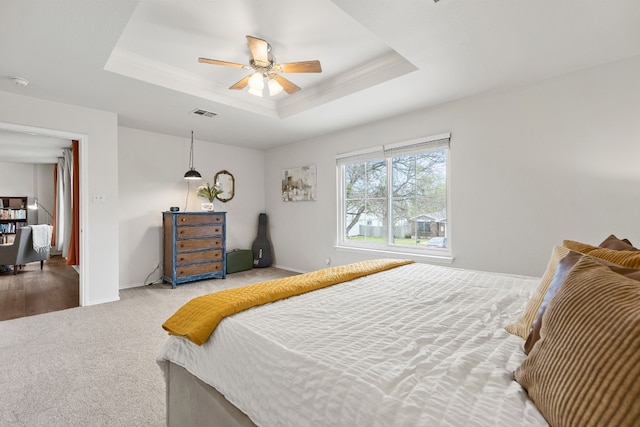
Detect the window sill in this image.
<box><xmin>335</xmin><ymin>244</ymin><xmax>454</xmax><ymax>264</ymax></box>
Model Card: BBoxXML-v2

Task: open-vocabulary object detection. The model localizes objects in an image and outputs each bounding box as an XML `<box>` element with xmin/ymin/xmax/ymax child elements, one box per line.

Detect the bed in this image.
<box><xmin>157</xmin><ymin>238</ymin><xmax>640</xmax><ymax>427</ymax></box>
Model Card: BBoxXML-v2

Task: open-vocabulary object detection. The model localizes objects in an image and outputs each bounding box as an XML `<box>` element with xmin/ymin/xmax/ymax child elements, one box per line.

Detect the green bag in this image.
<box><xmin>226</xmin><ymin>249</ymin><xmax>253</xmax><ymax>274</ymax></box>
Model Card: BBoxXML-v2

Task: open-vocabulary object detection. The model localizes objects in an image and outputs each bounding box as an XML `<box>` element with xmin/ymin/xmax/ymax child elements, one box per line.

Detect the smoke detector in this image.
<box><xmin>11</xmin><ymin>77</ymin><xmax>29</xmax><ymax>87</ymax></box>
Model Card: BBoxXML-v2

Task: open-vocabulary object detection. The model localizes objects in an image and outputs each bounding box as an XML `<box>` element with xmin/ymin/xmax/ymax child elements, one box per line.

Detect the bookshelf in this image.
<box><xmin>0</xmin><ymin>196</ymin><xmax>28</xmax><ymax>244</ymax></box>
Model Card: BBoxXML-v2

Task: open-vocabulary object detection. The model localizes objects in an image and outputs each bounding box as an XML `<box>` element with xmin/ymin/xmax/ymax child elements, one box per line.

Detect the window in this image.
<box><xmin>337</xmin><ymin>134</ymin><xmax>450</xmax><ymax>256</ymax></box>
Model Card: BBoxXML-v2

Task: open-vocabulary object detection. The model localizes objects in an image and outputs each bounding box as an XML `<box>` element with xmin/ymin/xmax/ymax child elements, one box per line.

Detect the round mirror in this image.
<box><xmin>214</xmin><ymin>170</ymin><xmax>235</xmax><ymax>202</ymax></box>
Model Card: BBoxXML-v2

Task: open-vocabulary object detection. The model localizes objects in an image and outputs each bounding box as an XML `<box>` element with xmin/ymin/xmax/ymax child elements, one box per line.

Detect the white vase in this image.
<box><xmin>201</xmin><ymin>202</ymin><xmax>214</xmax><ymax>211</ymax></box>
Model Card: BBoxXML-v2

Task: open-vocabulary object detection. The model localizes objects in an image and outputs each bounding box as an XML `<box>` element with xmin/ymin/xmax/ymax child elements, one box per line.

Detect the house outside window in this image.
<box><xmin>337</xmin><ymin>133</ymin><xmax>450</xmax><ymax>257</ymax></box>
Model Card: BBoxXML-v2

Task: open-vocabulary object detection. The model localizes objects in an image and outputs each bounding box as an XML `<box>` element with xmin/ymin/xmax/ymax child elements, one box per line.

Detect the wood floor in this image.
<box><xmin>0</xmin><ymin>255</ymin><xmax>79</xmax><ymax>321</ymax></box>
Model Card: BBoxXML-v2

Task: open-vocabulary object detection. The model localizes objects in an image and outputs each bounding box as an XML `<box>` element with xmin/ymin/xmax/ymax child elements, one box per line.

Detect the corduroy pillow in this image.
<box><xmin>598</xmin><ymin>234</ymin><xmax>639</xmax><ymax>251</ymax></box>
<box><xmin>515</xmin><ymin>257</ymin><xmax>640</xmax><ymax>427</ymax></box>
<box><xmin>505</xmin><ymin>245</ymin><xmax>570</xmax><ymax>339</ymax></box>
<box><xmin>563</xmin><ymin>240</ymin><xmax>640</xmax><ymax>268</ymax></box>
<box><xmin>523</xmin><ymin>251</ymin><xmax>640</xmax><ymax>354</ymax></box>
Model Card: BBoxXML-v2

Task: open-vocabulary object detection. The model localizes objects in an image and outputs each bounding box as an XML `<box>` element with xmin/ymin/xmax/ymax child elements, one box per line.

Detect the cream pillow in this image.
<box><xmin>505</xmin><ymin>245</ymin><xmax>570</xmax><ymax>339</ymax></box>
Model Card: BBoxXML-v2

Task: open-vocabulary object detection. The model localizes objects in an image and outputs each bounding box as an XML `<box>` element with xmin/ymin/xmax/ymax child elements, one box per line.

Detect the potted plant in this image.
<box><xmin>197</xmin><ymin>181</ymin><xmax>223</xmax><ymax>211</ymax></box>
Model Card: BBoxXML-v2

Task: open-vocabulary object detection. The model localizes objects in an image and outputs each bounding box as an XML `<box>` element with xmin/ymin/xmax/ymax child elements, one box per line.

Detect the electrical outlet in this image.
<box><xmin>325</xmin><ymin>257</ymin><xmax>331</xmax><ymax>266</ymax></box>
<box><xmin>93</xmin><ymin>194</ymin><xmax>106</xmax><ymax>203</ymax></box>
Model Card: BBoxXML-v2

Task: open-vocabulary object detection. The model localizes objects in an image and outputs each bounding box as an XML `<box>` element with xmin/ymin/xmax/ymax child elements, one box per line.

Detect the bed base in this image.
<box><xmin>165</xmin><ymin>361</ymin><xmax>257</xmax><ymax>427</ymax></box>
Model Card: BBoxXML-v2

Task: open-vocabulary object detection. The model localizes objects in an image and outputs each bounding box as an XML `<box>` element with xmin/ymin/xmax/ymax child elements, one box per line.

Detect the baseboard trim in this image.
<box><xmin>84</xmin><ymin>295</ymin><xmax>120</xmax><ymax>306</ymax></box>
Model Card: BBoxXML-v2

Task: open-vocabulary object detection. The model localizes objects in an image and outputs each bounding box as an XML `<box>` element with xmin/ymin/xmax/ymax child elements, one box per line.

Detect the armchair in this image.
<box><xmin>0</xmin><ymin>226</ymin><xmax>51</xmax><ymax>275</ymax></box>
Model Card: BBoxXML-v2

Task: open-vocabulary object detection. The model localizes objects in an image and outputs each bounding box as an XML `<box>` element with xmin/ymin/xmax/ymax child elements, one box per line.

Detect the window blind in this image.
<box><xmin>336</xmin><ymin>133</ymin><xmax>450</xmax><ymax>165</ymax></box>
<box><xmin>384</xmin><ymin>133</ymin><xmax>450</xmax><ymax>157</ymax></box>
<box><xmin>335</xmin><ymin>146</ymin><xmax>384</xmax><ymax>165</ymax></box>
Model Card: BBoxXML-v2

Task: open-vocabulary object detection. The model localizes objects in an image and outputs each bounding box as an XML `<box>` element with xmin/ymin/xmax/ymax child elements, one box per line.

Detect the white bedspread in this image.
<box><xmin>157</xmin><ymin>262</ymin><xmax>548</xmax><ymax>427</ymax></box>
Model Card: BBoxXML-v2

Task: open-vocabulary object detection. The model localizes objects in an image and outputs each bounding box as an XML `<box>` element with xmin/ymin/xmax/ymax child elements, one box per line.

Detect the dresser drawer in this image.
<box><xmin>176</xmin><ymin>214</ymin><xmax>224</xmax><ymax>225</ymax></box>
<box><xmin>176</xmin><ymin>225</ymin><xmax>223</xmax><ymax>238</ymax></box>
<box><xmin>177</xmin><ymin>238</ymin><xmax>222</xmax><ymax>252</ymax></box>
<box><xmin>177</xmin><ymin>261</ymin><xmax>223</xmax><ymax>278</ymax></box>
<box><xmin>176</xmin><ymin>249</ymin><xmax>223</xmax><ymax>266</ymax></box>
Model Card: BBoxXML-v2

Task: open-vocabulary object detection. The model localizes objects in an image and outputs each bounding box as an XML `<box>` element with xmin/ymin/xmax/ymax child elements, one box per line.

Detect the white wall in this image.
<box><xmin>34</xmin><ymin>164</ymin><xmax>56</xmax><ymax>226</ymax></box>
<box><xmin>0</xmin><ymin>91</ymin><xmax>119</xmax><ymax>306</ymax></box>
<box><xmin>0</xmin><ymin>162</ymin><xmax>36</xmax><ymax>201</ymax></box>
<box><xmin>265</xmin><ymin>55</ymin><xmax>640</xmax><ymax>277</ymax></box>
<box><xmin>117</xmin><ymin>127</ymin><xmax>266</xmax><ymax>288</ymax></box>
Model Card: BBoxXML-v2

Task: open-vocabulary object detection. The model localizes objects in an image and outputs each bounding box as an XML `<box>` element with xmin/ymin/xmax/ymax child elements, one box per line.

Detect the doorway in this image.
<box><xmin>0</xmin><ymin>122</ymin><xmax>87</xmax><ymax>309</ymax></box>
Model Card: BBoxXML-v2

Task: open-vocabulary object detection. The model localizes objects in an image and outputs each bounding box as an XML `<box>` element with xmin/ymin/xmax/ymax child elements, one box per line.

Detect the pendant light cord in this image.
<box><xmin>189</xmin><ymin>130</ymin><xmax>195</xmax><ymax>169</ymax></box>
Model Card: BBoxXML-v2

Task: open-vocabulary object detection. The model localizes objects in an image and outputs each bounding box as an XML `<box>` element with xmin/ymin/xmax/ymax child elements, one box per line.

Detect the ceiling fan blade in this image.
<box><xmin>276</xmin><ymin>60</ymin><xmax>322</xmax><ymax>73</ymax></box>
<box><xmin>272</xmin><ymin>74</ymin><xmax>301</xmax><ymax>95</ymax></box>
<box><xmin>229</xmin><ymin>74</ymin><xmax>252</xmax><ymax>90</ymax></box>
<box><xmin>246</xmin><ymin>35</ymin><xmax>270</xmax><ymax>67</ymax></box>
<box><xmin>198</xmin><ymin>57</ymin><xmax>247</xmax><ymax>69</ymax></box>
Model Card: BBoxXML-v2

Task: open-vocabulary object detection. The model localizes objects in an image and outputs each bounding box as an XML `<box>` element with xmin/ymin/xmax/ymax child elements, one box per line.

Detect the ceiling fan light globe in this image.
<box><xmin>268</xmin><ymin>79</ymin><xmax>283</xmax><ymax>96</ymax></box>
<box><xmin>248</xmin><ymin>73</ymin><xmax>264</xmax><ymax>90</ymax></box>
<box><xmin>248</xmin><ymin>86</ymin><xmax>263</xmax><ymax>97</ymax></box>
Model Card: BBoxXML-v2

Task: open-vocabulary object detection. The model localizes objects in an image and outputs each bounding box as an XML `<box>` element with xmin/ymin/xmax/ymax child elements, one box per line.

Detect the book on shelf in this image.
<box><xmin>0</xmin><ymin>219</ymin><xmax>27</xmax><ymax>234</ymax></box>
<box><xmin>0</xmin><ymin>208</ymin><xmax>26</xmax><ymax>220</ymax></box>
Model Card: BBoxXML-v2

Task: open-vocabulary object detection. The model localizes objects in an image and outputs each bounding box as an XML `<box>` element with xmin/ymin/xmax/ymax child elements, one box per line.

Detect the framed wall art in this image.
<box><xmin>282</xmin><ymin>165</ymin><xmax>317</xmax><ymax>202</ymax></box>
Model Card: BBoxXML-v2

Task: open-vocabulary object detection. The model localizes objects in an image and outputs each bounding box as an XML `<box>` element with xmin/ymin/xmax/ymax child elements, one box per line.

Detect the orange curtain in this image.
<box><xmin>66</xmin><ymin>140</ymin><xmax>80</xmax><ymax>266</ymax></box>
<box><xmin>51</xmin><ymin>166</ymin><xmax>58</xmax><ymax>246</ymax></box>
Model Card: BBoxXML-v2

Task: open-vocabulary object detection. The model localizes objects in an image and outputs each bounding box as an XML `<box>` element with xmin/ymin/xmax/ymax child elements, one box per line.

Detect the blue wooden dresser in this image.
<box><xmin>162</xmin><ymin>211</ymin><xmax>226</xmax><ymax>288</ymax></box>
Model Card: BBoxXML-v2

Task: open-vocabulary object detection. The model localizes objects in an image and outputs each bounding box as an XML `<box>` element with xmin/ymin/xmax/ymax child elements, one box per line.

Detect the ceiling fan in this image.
<box><xmin>198</xmin><ymin>35</ymin><xmax>322</xmax><ymax>96</ymax></box>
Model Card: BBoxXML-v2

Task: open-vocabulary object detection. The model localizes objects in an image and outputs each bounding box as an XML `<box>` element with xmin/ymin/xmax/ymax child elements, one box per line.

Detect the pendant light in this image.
<box><xmin>184</xmin><ymin>130</ymin><xmax>202</xmax><ymax>180</ymax></box>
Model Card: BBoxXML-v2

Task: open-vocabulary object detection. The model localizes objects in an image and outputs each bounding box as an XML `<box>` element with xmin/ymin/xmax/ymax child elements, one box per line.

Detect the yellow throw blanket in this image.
<box><xmin>162</xmin><ymin>258</ymin><xmax>414</xmax><ymax>345</ymax></box>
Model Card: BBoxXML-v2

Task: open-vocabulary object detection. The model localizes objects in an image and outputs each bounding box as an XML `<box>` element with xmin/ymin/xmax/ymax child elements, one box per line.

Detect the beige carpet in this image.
<box><xmin>0</xmin><ymin>267</ymin><xmax>297</xmax><ymax>427</ymax></box>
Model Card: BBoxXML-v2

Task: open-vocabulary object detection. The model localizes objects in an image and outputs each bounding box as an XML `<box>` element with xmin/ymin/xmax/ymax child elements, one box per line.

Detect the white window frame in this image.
<box><xmin>336</xmin><ymin>133</ymin><xmax>453</xmax><ymax>263</ymax></box>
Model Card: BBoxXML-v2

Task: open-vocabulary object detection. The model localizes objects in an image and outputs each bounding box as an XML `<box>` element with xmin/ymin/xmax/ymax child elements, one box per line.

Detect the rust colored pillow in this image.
<box><xmin>523</xmin><ymin>252</ymin><xmax>640</xmax><ymax>354</ymax></box>
<box><xmin>563</xmin><ymin>240</ymin><xmax>640</xmax><ymax>268</ymax></box>
<box><xmin>598</xmin><ymin>234</ymin><xmax>639</xmax><ymax>251</ymax></box>
<box><xmin>515</xmin><ymin>257</ymin><xmax>640</xmax><ymax>427</ymax></box>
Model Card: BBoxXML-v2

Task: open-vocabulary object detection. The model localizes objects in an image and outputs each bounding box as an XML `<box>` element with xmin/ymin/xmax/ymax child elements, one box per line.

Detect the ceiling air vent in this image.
<box><xmin>190</xmin><ymin>109</ymin><xmax>217</xmax><ymax>118</ymax></box>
